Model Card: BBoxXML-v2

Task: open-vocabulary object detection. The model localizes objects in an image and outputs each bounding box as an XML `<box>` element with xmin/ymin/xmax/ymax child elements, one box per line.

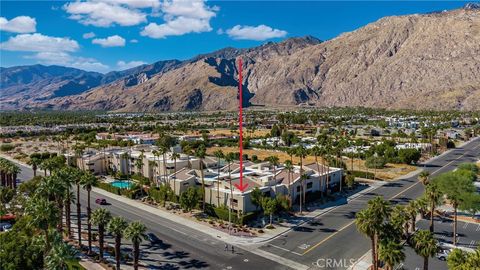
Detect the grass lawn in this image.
<box><xmin>67</xmin><ymin>260</ymin><xmax>86</xmax><ymax>270</ymax></box>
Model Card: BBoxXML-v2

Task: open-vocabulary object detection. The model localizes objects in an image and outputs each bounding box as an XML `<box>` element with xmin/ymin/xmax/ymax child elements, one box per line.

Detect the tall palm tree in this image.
<box><xmin>412</xmin><ymin>230</ymin><xmax>437</xmax><ymax>270</ymax></box>
<box><xmin>91</xmin><ymin>208</ymin><xmax>112</xmax><ymax>260</ymax></box>
<box><xmin>418</xmin><ymin>171</ymin><xmax>430</xmax><ymax>186</ymax></box>
<box><xmin>356</xmin><ymin>208</ymin><xmax>378</xmax><ymax>270</ymax></box>
<box><xmin>378</xmin><ymin>241</ymin><xmax>405</xmax><ymax>270</ymax></box>
<box><xmin>299</xmin><ymin>174</ymin><xmax>308</xmax><ymax>214</ymax></box>
<box><xmin>44</xmin><ymin>231</ymin><xmax>76</xmax><ymax>270</ymax></box>
<box><xmin>73</xmin><ymin>168</ymin><xmax>83</xmax><ymax>246</ymax></box>
<box><xmin>213</xmin><ymin>149</ymin><xmax>224</xmax><ymax>206</ymax></box>
<box><xmin>158</xmin><ymin>146</ymin><xmax>169</xmax><ymax>184</ymax></box>
<box><xmin>152</xmin><ymin>150</ymin><xmax>160</xmax><ymax>186</ymax></box>
<box><xmin>26</xmin><ymin>197</ymin><xmax>59</xmax><ymax>254</ymax></box>
<box><xmin>295</xmin><ymin>146</ymin><xmax>308</xmax><ymax>208</ymax></box>
<box><xmin>310</xmin><ymin>145</ymin><xmax>324</xmax><ymax>195</ymax></box>
<box><xmin>405</xmin><ymin>200</ymin><xmax>418</xmax><ymax>234</ymax></box>
<box><xmin>425</xmin><ymin>183</ymin><xmax>442</xmax><ymax>232</ymax></box>
<box><xmin>108</xmin><ymin>217</ymin><xmax>129</xmax><ymax>270</ymax></box>
<box><xmin>27</xmin><ymin>157</ymin><xmax>41</xmax><ymax>177</ymax></box>
<box><xmin>135</xmin><ymin>150</ymin><xmax>145</xmax><ymax>177</ymax></box>
<box><xmin>36</xmin><ymin>175</ymin><xmax>68</xmax><ymax>233</ymax></box>
<box><xmin>225</xmin><ymin>152</ymin><xmax>235</xmax><ymax>232</ymax></box>
<box><xmin>124</xmin><ymin>221</ymin><xmax>147</xmax><ymax>270</ymax></box>
<box><xmin>171</xmin><ymin>152</ymin><xmax>181</xmax><ymax>194</ymax></box>
<box><xmin>284</xmin><ymin>160</ymin><xmax>294</xmax><ymax>206</ymax></box>
<box><xmin>267</xmin><ymin>155</ymin><xmax>280</xmax><ymax>182</ymax></box>
<box><xmin>195</xmin><ymin>144</ymin><xmax>207</xmax><ymax>212</ymax></box>
<box><xmin>81</xmin><ymin>172</ymin><xmax>98</xmax><ymax>254</ymax></box>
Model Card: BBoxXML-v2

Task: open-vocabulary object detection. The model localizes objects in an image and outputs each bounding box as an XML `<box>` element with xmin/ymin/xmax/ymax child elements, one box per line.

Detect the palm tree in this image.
<box><xmin>195</xmin><ymin>144</ymin><xmax>207</xmax><ymax>212</ymax></box>
<box><xmin>425</xmin><ymin>183</ymin><xmax>442</xmax><ymax>232</ymax></box>
<box><xmin>225</xmin><ymin>152</ymin><xmax>235</xmax><ymax>232</ymax></box>
<box><xmin>412</xmin><ymin>230</ymin><xmax>437</xmax><ymax>270</ymax></box>
<box><xmin>418</xmin><ymin>171</ymin><xmax>430</xmax><ymax>186</ymax></box>
<box><xmin>284</xmin><ymin>160</ymin><xmax>294</xmax><ymax>206</ymax></box>
<box><xmin>124</xmin><ymin>221</ymin><xmax>147</xmax><ymax>270</ymax></box>
<box><xmin>152</xmin><ymin>150</ymin><xmax>160</xmax><ymax>186</ymax></box>
<box><xmin>378</xmin><ymin>241</ymin><xmax>405</xmax><ymax>270</ymax></box>
<box><xmin>73</xmin><ymin>168</ymin><xmax>83</xmax><ymax>246</ymax></box>
<box><xmin>158</xmin><ymin>146</ymin><xmax>169</xmax><ymax>184</ymax></box>
<box><xmin>171</xmin><ymin>152</ymin><xmax>181</xmax><ymax>194</ymax></box>
<box><xmin>295</xmin><ymin>146</ymin><xmax>308</xmax><ymax>209</ymax></box>
<box><xmin>267</xmin><ymin>155</ymin><xmax>280</xmax><ymax>182</ymax></box>
<box><xmin>108</xmin><ymin>217</ymin><xmax>129</xmax><ymax>270</ymax></box>
<box><xmin>91</xmin><ymin>208</ymin><xmax>112</xmax><ymax>260</ymax></box>
<box><xmin>135</xmin><ymin>150</ymin><xmax>145</xmax><ymax>177</ymax></box>
<box><xmin>81</xmin><ymin>172</ymin><xmax>98</xmax><ymax>254</ymax></box>
<box><xmin>36</xmin><ymin>174</ymin><xmax>68</xmax><ymax>233</ymax></box>
<box><xmin>63</xmin><ymin>190</ymin><xmax>76</xmax><ymax>239</ymax></box>
<box><xmin>213</xmin><ymin>149</ymin><xmax>224</xmax><ymax>206</ymax></box>
<box><xmin>405</xmin><ymin>200</ymin><xmax>418</xmax><ymax>234</ymax></box>
<box><xmin>356</xmin><ymin>208</ymin><xmax>378</xmax><ymax>270</ymax></box>
<box><xmin>26</xmin><ymin>197</ymin><xmax>59</xmax><ymax>254</ymax></box>
<box><xmin>44</xmin><ymin>231</ymin><xmax>76</xmax><ymax>270</ymax></box>
<box><xmin>310</xmin><ymin>145</ymin><xmax>324</xmax><ymax>196</ymax></box>
<box><xmin>27</xmin><ymin>157</ymin><xmax>41</xmax><ymax>177</ymax></box>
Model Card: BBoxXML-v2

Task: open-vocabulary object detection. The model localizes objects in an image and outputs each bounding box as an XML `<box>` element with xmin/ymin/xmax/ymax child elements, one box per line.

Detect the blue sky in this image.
<box><xmin>0</xmin><ymin>1</ymin><xmax>471</xmax><ymax>73</ymax></box>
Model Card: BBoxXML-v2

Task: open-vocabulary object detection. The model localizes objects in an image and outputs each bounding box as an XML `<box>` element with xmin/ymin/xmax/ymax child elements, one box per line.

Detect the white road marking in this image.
<box><xmin>469</xmin><ymin>240</ymin><xmax>476</xmax><ymax>248</ymax></box>
<box><xmin>268</xmin><ymin>244</ymin><xmax>303</xmax><ymax>256</ymax></box>
<box><xmin>298</xmin><ymin>244</ymin><xmax>311</xmax><ymax>250</ymax></box>
<box><xmin>243</xmin><ymin>259</ymin><xmax>249</xmax><ymax>262</ymax></box>
<box><xmin>476</xmin><ymin>224</ymin><xmax>480</xmax><ymax>232</ymax></box>
<box><xmin>463</xmin><ymin>223</ymin><xmax>468</xmax><ymax>229</ymax></box>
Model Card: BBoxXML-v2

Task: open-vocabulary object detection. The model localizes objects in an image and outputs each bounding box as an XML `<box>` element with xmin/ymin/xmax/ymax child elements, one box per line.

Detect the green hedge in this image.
<box><xmin>212</xmin><ymin>206</ymin><xmax>257</xmax><ymax>225</ymax></box>
<box><xmin>96</xmin><ymin>182</ymin><xmax>137</xmax><ymax>198</ymax></box>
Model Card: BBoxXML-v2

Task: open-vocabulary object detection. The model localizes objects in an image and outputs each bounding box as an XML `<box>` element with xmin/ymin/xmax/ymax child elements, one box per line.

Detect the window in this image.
<box><xmin>307</xmin><ymin>182</ymin><xmax>313</xmax><ymax>189</ymax></box>
<box><xmin>296</xmin><ymin>186</ymin><xmax>301</xmax><ymax>192</ymax></box>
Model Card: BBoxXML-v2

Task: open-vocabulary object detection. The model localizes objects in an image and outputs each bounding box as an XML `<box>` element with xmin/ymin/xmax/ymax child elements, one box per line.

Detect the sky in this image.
<box><xmin>0</xmin><ymin>0</ymin><xmax>472</xmax><ymax>73</ymax></box>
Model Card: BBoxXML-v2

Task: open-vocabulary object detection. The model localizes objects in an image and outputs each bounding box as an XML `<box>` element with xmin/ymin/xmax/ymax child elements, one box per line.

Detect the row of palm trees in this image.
<box><xmin>356</xmin><ymin>196</ymin><xmax>438</xmax><ymax>270</ymax></box>
<box><xmin>20</xmin><ymin>159</ymin><xmax>150</xmax><ymax>270</ymax></box>
<box><xmin>0</xmin><ymin>157</ymin><xmax>20</xmax><ymax>189</ymax></box>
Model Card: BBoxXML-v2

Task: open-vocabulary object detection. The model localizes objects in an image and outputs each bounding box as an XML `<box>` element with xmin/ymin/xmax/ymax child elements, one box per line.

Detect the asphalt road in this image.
<box><xmin>258</xmin><ymin>137</ymin><xmax>480</xmax><ymax>270</ymax></box>
<box><xmin>14</xmin><ymin>159</ymin><xmax>288</xmax><ymax>270</ymax></box>
<box><xmin>12</xmin><ymin>137</ymin><xmax>480</xmax><ymax>270</ymax></box>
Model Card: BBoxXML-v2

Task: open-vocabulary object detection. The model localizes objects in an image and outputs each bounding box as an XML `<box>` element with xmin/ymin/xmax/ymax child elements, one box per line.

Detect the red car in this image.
<box><xmin>95</xmin><ymin>198</ymin><xmax>107</xmax><ymax>205</ymax></box>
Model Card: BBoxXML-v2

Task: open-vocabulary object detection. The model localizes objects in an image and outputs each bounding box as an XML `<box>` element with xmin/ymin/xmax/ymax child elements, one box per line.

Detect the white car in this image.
<box><xmin>436</xmin><ymin>250</ymin><xmax>450</xmax><ymax>261</ymax></box>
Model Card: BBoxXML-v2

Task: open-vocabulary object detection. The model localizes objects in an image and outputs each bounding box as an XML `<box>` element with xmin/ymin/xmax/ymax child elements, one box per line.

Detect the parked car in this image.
<box><xmin>0</xmin><ymin>223</ymin><xmax>12</xmax><ymax>232</ymax></box>
<box><xmin>95</xmin><ymin>198</ymin><xmax>107</xmax><ymax>205</ymax></box>
<box><xmin>146</xmin><ymin>233</ymin><xmax>161</xmax><ymax>244</ymax></box>
<box><xmin>436</xmin><ymin>249</ymin><xmax>450</xmax><ymax>261</ymax></box>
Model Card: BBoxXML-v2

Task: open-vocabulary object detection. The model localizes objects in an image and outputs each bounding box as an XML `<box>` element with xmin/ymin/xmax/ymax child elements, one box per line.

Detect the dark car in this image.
<box><xmin>146</xmin><ymin>233</ymin><xmax>161</xmax><ymax>244</ymax></box>
<box><xmin>95</xmin><ymin>198</ymin><xmax>107</xmax><ymax>205</ymax></box>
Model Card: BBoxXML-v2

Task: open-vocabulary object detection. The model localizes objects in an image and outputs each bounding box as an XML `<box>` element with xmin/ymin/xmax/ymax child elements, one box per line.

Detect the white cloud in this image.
<box><xmin>25</xmin><ymin>52</ymin><xmax>110</xmax><ymax>73</ymax></box>
<box><xmin>0</xmin><ymin>33</ymin><xmax>79</xmax><ymax>52</ymax></box>
<box><xmin>64</xmin><ymin>1</ymin><xmax>147</xmax><ymax>27</ymax></box>
<box><xmin>98</xmin><ymin>0</ymin><xmax>160</xmax><ymax>9</ymax></box>
<box><xmin>141</xmin><ymin>0</ymin><xmax>217</xmax><ymax>39</ymax></box>
<box><xmin>83</xmin><ymin>32</ymin><xmax>96</xmax><ymax>39</ymax></box>
<box><xmin>226</xmin><ymin>24</ymin><xmax>287</xmax><ymax>41</ymax></box>
<box><xmin>117</xmin><ymin>60</ymin><xmax>146</xmax><ymax>70</ymax></box>
<box><xmin>130</xmin><ymin>39</ymin><xmax>138</xmax><ymax>43</ymax></box>
<box><xmin>0</xmin><ymin>16</ymin><xmax>36</xmax><ymax>33</ymax></box>
<box><xmin>92</xmin><ymin>35</ymin><xmax>126</xmax><ymax>47</ymax></box>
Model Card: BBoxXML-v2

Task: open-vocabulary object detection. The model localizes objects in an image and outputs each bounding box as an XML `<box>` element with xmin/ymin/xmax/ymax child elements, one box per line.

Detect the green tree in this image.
<box><xmin>107</xmin><ymin>217</ymin><xmax>129</xmax><ymax>270</ymax></box>
<box><xmin>195</xmin><ymin>144</ymin><xmax>207</xmax><ymax>212</ymax></box>
<box><xmin>378</xmin><ymin>240</ymin><xmax>405</xmax><ymax>270</ymax></box>
<box><xmin>262</xmin><ymin>197</ymin><xmax>278</xmax><ymax>226</ymax></box>
<box><xmin>356</xmin><ymin>208</ymin><xmax>379</xmax><ymax>270</ymax></box>
<box><xmin>124</xmin><ymin>221</ymin><xmax>147</xmax><ymax>270</ymax></box>
<box><xmin>425</xmin><ymin>183</ymin><xmax>442</xmax><ymax>232</ymax></box>
<box><xmin>447</xmin><ymin>248</ymin><xmax>467</xmax><ymax>270</ymax></box>
<box><xmin>81</xmin><ymin>172</ymin><xmax>98</xmax><ymax>254</ymax></box>
<box><xmin>25</xmin><ymin>197</ymin><xmax>59</xmax><ymax>255</ymax></box>
<box><xmin>418</xmin><ymin>171</ymin><xmax>430</xmax><ymax>186</ymax></box>
<box><xmin>213</xmin><ymin>149</ymin><xmax>224</xmax><ymax>206</ymax></box>
<box><xmin>180</xmin><ymin>187</ymin><xmax>199</xmax><ymax>212</ymax></box>
<box><xmin>44</xmin><ymin>231</ymin><xmax>76</xmax><ymax>270</ymax></box>
<box><xmin>91</xmin><ymin>208</ymin><xmax>112</xmax><ymax>260</ymax></box>
<box><xmin>412</xmin><ymin>230</ymin><xmax>437</xmax><ymax>270</ymax></box>
<box><xmin>250</xmin><ymin>187</ymin><xmax>263</xmax><ymax>211</ymax></box>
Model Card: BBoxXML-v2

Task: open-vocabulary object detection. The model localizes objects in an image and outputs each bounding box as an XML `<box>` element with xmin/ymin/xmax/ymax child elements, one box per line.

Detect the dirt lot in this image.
<box><xmin>206</xmin><ymin>146</ymin><xmax>417</xmax><ymax>180</ymax></box>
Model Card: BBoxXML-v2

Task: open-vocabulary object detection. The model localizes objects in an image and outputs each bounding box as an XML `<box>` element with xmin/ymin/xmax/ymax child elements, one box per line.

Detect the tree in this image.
<box><xmin>284</xmin><ymin>160</ymin><xmax>294</xmax><ymax>206</ymax></box>
<box><xmin>250</xmin><ymin>187</ymin><xmax>263</xmax><ymax>211</ymax></box>
<box><xmin>405</xmin><ymin>200</ymin><xmax>418</xmax><ymax>234</ymax></box>
<box><xmin>418</xmin><ymin>171</ymin><xmax>430</xmax><ymax>186</ymax></box>
<box><xmin>91</xmin><ymin>208</ymin><xmax>112</xmax><ymax>260</ymax></box>
<box><xmin>171</xmin><ymin>152</ymin><xmax>181</xmax><ymax>194</ymax></box>
<box><xmin>436</xmin><ymin>171</ymin><xmax>476</xmax><ymax>245</ymax></box>
<box><xmin>378</xmin><ymin>240</ymin><xmax>405</xmax><ymax>270</ymax></box>
<box><xmin>81</xmin><ymin>172</ymin><xmax>98</xmax><ymax>254</ymax></box>
<box><xmin>266</xmin><ymin>155</ymin><xmax>280</xmax><ymax>182</ymax></box>
<box><xmin>158</xmin><ymin>183</ymin><xmax>174</xmax><ymax>207</ymax></box>
<box><xmin>108</xmin><ymin>217</ymin><xmax>129</xmax><ymax>270</ymax></box>
<box><xmin>27</xmin><ymin>157</ymin><xmax>41</xmax><ymax>177</ymax></box>
<box><xmin>25</xmin><ymin>197</ymin><xmax>59</xmax><ymax>255</ymax></box>
<box><xmin>425</xmin><ymin>183</ymin><xmax>442</xmax><ymax>232</ymax></box>
<box><xmin>356</xmin><ymin>208</ymin><xmax>379</xmax><ymax>270</ymax></box>
<box><xmin>262</xmin><ymin>197</ymin><xmax>278</xmax><ymax>226</ymax></box>
<box><xmin>124</xmin><ymin>221</ymin><xmax>147</xmax><ymax>270</ymax></box>
<box><xmin>195</xmin><ymin>144</ymin><xmax>207</xmax><ymax>212</ymax></box>
<box><xmin>447</xmin><ymin>248</ymin><xmax>467</xmax><ymax>270</ymax></box>
<box><xmin>179</xmin><ymin>187</ymin><xmax>199</xmax><ymax>212</ymax></box>
<box><xmin>295</xmin><ymin>146</ymin><xmax>308</xmax><ymax>213</ymax></box>
<box><xmin>346</xmin><ymin>174</ymin><xmax>355</xmax><ymax>189</ymax></box>
<box><xmin>44</xmin><ymin>231</ymin><xmax>76</xmax><ymax>270</ymax></box>
<box><xmin>398</xmin><ymin>148</ymin><xmax>421</xmax><ymax>165</ymax></box>
<box><xmin>213</xmin><ymin>149</ymin><xmax>224</xmax><ymax>206</ymax></box>
<box><xmin>412</xmin><ymin>230</ymin><xmax>437</xmax><ymax>270</ymax></box>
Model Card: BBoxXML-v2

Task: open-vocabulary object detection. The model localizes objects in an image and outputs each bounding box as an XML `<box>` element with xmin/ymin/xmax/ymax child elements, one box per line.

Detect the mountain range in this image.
<box><xmin>1</xmin><ymin>5</ymin><xmax>479</xmax><ymax>112</ymax></box>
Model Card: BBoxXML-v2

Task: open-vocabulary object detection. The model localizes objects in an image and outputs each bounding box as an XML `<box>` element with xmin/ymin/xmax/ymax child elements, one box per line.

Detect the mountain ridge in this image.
<box><xmin>1</xmin><ymin>6</ymin><xmax>479</xmax><ymax>111</ymax></box>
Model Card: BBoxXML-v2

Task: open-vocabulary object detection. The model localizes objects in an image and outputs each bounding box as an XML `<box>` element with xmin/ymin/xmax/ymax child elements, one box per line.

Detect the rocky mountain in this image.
<box><xmin>2</xmin><ymin>6</ymin><xmax>480</xmax><ymax>111</ymax></box>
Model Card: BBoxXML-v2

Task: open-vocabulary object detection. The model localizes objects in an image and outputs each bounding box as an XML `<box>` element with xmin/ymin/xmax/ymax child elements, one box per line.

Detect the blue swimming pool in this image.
<box><xmin>110</xmin><ymin>180</ymin><xmax>133</xmax><ymax>189</ymax></box>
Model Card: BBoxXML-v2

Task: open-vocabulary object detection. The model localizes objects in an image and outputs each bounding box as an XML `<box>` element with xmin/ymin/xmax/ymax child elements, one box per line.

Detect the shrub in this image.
<box><xmin>365</xmin><ymin>156</ymin><xmax>386</xmax><ymax>169</ymax></box>
<box><xmin>398</xmin><ymin>148</ymin><xmax>421</xmax><ymax>165</ymax></box>
<box><xmin>0</xmin><ymin>144</ymin><xmax>15</xmax><ymax>152</ymax></box>
<box><xmin>457</xmin><ymin>163</ymin><xmax>479</xmax><ymax>174</ymax></box>
<box><xmin>349</xmin><ymin>170</ymin><xmax>375</xmax><ymax>180</ymax></box>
